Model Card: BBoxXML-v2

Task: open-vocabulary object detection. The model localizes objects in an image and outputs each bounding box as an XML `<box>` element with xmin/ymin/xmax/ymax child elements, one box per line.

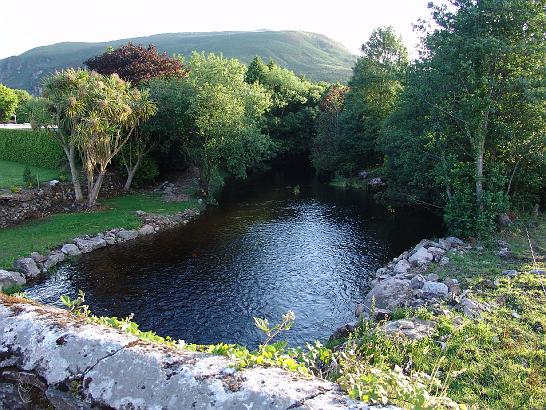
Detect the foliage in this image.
<box><xmin>338</xmin><ymin>26</ymin><xmax>408</xmax><ymax>173</ymax></box>
<box><xmin>0</xmin><ymin>129</ymin><xmax>64</xmax><ymax>169</ymax></box>
<box><xmin>42</xmin><ymin>68</ymin><xmax>157</xmax><ymax>206</ymax></box>
<box><xmin>380</xmin><ymin>0</ymin><xmax>546</xmax><ymax>236</ymax></box>
<box><xmin>149</xmin><ymin>53</ymin><xmax>275</xmax><ymax>195</ymax></box>
<box><xmin>85</xmin><ymin>43</ymin><xmax>189</xmax><ymax>85</ymax></box>
<box><xmin>311</xmin><ymin>84</ymin><xmax>349</xmax><ymax>174</ymax></box>
<box><xmin>254</xmin><ymin>311</ymin><xmax>295</xmax><ymax>346</ymax></box>
<box><xmin>22</xmin><ymin>166</ymin><xmax>36</xmax><ymax>188</ymax></box>
<box><xmin>0</xmin><ymin>83</ymin><xmax>18</xmax><ymax>122</ymax></box>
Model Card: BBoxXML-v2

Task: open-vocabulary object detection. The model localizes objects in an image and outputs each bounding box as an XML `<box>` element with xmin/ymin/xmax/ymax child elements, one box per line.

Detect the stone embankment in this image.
<box><xmin>333</xmin><ymin>236</ymin><xmax>519</xmax><ymax>341</ymax></box>
<box><xmin>0</xmin><ymin>295</ymin><xmax>385</xmax><ymax>409</ymax></box>
<box><xmin>0</xmin><ymin>209</ymin><xmax>200</xmax><ymax>293</ymax></box>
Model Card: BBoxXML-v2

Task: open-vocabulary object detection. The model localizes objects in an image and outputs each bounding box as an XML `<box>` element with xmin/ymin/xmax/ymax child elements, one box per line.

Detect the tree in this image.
<box><xmin>85</xmin><ymin>43</ymin><xmax>189</xmax><ymax>85</ymax></box>
<box><xmin>311</xmin><ymin>84</ymin><xmax>349</xmax><ymax>174</ymax></box>
<box><xmin>41</xmin><ymin>69</ymin><xmax>156</xmax><ymax>206</ymax></box>
<box><xmin>380</xmin><ymin>0</ymin><xmax>546</xmax><ymax>235</ymax></box>
<box><xmin>0</xmin><ymin>84</ymin><xmax>18</xmax><ymax>122</ymax></box>
<box><xmin>340</xmin><ymin>26</ymin><xmax>408</xmax><ymax>171</ymax></box>
<box><xmin>245</xmin><ymin>56</ymin><xmax>268</xmax><ymax>84</ymax></box>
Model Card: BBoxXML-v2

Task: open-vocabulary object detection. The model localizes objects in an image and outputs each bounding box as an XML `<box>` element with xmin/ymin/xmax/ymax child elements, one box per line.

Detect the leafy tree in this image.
<box><xmin>0</xmin><ymin>84</ymin><xmax>18</xmax><ymax>122</ymax></box>
<box><xmin>41</xmin><ymin>69</ymin><xmax>156</xmax><ymax>206</ymax></box>
<box><xmin>245</xmin><ymin>56</ymin><xmax>268</xmax><ymax>84</ymax></box>
<box><xmin>149</xmin><ymin>53</ymin><xmax>274</xmax><ymax>195</ymax></box>
<box><xmin>311</xmin><ymin>84</ymin><xmax>349</xmax><ymax>174</ymax></box>
<box><xmin>380</xmin><ymin>0</ymin><xmax>546</xmax><ymax>236</ymax></box>
<box><xmin>340</xmin><ymin>26</ymin><xmax>408</xmax><ymax>172</ymax></box>
<box><xmin>85</xmin><ymin>43</ymin><xmax>189</xmax><ymax>85</ymax></box>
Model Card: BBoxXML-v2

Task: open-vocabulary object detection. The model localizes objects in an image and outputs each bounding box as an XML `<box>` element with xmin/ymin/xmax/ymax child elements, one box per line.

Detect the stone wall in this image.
<box><xmin>0</xmin><ymin>295</ymin><xmax>376</xmax><ymax>409</ymax></box>
<box><xmin>0</xmin><ymin>173</ymin><xmax>123</xmax><ymax>229</ymax></box>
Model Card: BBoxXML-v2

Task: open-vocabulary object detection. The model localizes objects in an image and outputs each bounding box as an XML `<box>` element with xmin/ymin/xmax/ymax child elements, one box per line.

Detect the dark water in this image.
<box><xmin>26</xmin><ymin>167</ymin><xmax>443</xmax><ymax>348</ymax></box>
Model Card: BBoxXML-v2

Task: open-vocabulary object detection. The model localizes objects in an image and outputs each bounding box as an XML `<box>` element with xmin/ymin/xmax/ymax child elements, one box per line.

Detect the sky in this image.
<box><xmin>0</xmin><ymin>0</ymin><xmax>434</xmax><ymax>59</ymax></box>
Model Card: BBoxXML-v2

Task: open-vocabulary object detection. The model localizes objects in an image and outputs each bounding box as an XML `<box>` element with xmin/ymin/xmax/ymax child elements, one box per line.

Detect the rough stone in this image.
<box><xmin>0</xmin><ymin>270</ymin><xmax>26</xmax><ymax>291</ymax></box>
<box><xmin>116</xmin><ymin>229</ymin><xmax>138</xmax><ymax>242</ymax></box>
<box><xmin>422</xmin><ymin>281</ymin><xmax>449</xmax><ymax>297</ymax></box>
<box><xmin>438</xmin><ymin>239</ymin><xmax>452</xmax><ymax>251</ymax></box>
<box><xmin>0</xmin><ymin>296</ymin><xmax>366</xmax><ymax>410</ymax></box>
<box><xmin>501</xmin><ymin>269</ymin><xmax>518</xmax><ymax>277</ymax></box>
<box><xmin>498</xmin><ymin>248</ymin><xmax>511</xmax><ymax>258</ymax></box>
<box><xmin>393</xmin><ymin>259</ymin><xmax>411</xmax><ymax>275</ymax></box>
<box><xmin>30</xmin><ymin>252</ymin><xmax>48</xmax><ymax>264</ymax></box>
<box><xmin>444</xmin><ymin>278</ymin><xmax>461</xmax><ymax>295</ymax></box>
<box><xmin>13</xmin><ymin>257</ymin><xmax>40</xmax><ymax>278</ymax></box>
<box><xmin>42</xmin><ymin>251</ymin><xmax>65</xmax><ymax>271</ymax></box>
<box><xmin>408</xmin><ymin>247</ymin><xmax>433</xmax><ymax>266</ymax></box>
<box><xmin>426</xmin><ymin>273</ymin><xmax>439</xmax><ymax>282</ymax></box>
<box><xmin>410</xmin><ymin>275</ymin><xmax>425</xmax><ymax>289</ymax></box>
<box><xmin>439</xmin><ymin>256</ymin><xmax>450</xmax><ymax>266</ymax></box>
<box><xmin>382</xmin><ymin>318</ymin><xmax>436</xmax><ymax>340</ymax></box>
<box><xmin>75</xmin><ymin>237</ymin><xmax>107</xmax><ymax>253</ymax></box>
<box><xmin>427</xmin><ymin>247</ymin><xmax>445</xmax><ymax>257</ymax></box>
<box><xmin>364</xmin><ymin>278</ymin><xmax>413</xmax><ymax>312</ymax></box>
<box><xmin>497</xmin><ymin>213</ymin><xmax>512</xmax><ymax>227</ymax></box>
<box><xmin>61</xmin><ymin>243</ymin><xmax>81</xmax><ymax>257</ymax></box>
<box><xmin>138</xmin><ymin>224</ymin><xmax>155</xmax><ymax>236</ymax></box>
<box><xmin>445</xmin><ymin>236</ymin><xmax>464</xmax><ymax>247</ymax></box>
<box><xmin>104</xmin><ymin>235</ymin><xmax>116</xmax><ymax>245</ymax></box>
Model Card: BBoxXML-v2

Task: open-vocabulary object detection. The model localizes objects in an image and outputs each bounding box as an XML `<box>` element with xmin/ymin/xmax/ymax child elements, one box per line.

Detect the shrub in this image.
<box><xmin>0</xmin><ymin>129</ymin><xmax>64</xmax><ymax>169</ymax></box>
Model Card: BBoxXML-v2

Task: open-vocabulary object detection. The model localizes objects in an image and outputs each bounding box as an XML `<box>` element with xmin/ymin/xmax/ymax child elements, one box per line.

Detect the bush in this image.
<box><xmin>0</xmin><ymin>129</ymin><xmax>64</xmax><ymax>169</ymax></box>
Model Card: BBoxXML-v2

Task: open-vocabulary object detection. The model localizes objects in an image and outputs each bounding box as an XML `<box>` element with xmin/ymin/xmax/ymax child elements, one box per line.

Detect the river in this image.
<box><xmin>26</xmin><ymin>166</ymin><xmax>444</xmax><ymax>348</ymax></box>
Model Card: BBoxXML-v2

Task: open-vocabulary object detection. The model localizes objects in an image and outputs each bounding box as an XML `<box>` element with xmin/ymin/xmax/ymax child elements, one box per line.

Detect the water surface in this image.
<box><xmin>27</xmin><ymin>167</ymin><xmax>443</xmax><ymax>348</ymax></box>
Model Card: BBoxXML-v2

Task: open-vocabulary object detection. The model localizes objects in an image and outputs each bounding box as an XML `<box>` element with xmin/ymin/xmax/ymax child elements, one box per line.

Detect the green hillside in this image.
<box><xmin>0</xmin><ymin>31</ymin><xmax>356</xmax><ymax>94</ymax></box>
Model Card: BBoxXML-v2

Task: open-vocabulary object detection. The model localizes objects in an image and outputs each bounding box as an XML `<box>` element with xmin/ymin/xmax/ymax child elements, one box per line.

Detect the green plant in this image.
<box><xmin>254</xmin><ymin>311</ymin><xmax>295</xmax><ymax>346</ymax></box>
<box><xmin>23</xmin><ymin>166</ymin><xmax>35</xmax><ymax>188</ymax></box>
<box><xmin>9</xmin><ymin>185</ymin><xmax>22</xmax><ymax>193</ymax></box>
<box><xmin>0</xmin><ymin>129</ymin><xmax>64</xmax><ymax>169</ymax></box>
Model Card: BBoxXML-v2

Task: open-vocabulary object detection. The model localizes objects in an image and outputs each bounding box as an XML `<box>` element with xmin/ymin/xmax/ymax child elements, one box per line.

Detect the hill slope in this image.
<box><xmin>0</xmin><ymin>31</ymin><xmax>356</xmax><ymax>94</ymax></box>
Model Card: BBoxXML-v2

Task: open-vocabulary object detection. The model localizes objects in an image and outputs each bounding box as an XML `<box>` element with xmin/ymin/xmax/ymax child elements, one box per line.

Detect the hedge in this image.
<box><xmin>0</xmin><ymin>129</ymin><xmax>64</xmax><ymax>169</ymax></box>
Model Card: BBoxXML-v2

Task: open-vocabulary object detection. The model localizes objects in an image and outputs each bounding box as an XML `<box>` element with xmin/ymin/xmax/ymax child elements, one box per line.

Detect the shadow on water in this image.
<box><xmin>26</xmin><ymin>165</ymin><xmax>444</xmax><ymax>348</ymax></box>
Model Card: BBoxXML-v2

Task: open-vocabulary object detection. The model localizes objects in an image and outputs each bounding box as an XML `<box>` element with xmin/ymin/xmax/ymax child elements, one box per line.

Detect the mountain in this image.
<box><xmin>0</xmin><ymin>31</ymin><xmax>356</xmax><ymax>94</ymax></box>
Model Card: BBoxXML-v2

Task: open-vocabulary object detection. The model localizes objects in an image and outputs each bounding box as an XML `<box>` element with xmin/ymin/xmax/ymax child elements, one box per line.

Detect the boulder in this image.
<box><xmin>444</xmin><ymin>278</ymin><xmax>461</xmax><ymax>295</ymax></box>
<box><xmin>427</xmin><ymin>247</ymin><xmax>445</xmax><ymax>257</ymax></box>
<box><xmin>439</xmin><ymin>256</ymin><xmax>450</xmax><ymax>266</ymax></box>
<box><xmin>382</xmin><ymin>318</ymin><xmax>436</xmax><ymax>340</ymax></box>
<box><xmin>445</xmin><ymin>236</ymin><xmax>464</xmax><ymax>247</ymax></box>
<box><xmin>501</xmin><ymin>269</ymin><xmax>518</xmax><ymax>277</ymax></box>
<box><xmin>363</xmin><ymin>277</ymin><xmax>413</xmax><ymax>312</ymax></box>
<box><xmin>438</xmin><ymin>238</ymin><xmax>452</xmax><ymax>251</ymax></box>
<box><xmin>13</xmin><ymin>258</ymin><xmax>40</xmax><ymax>278</ymax></box>
<box><xmin>408</xmin><ymin>247</ymin><xmax>433</xmax><ymax>266</ymax></box>
<box><xmin>0</xmin><ymin>270</ymin><xmax>26</xmax><ymax>291</ymax></box>
<box><xmin>30</xmin><ymin>252</ymin><xmax>47</xmax><ymax>264</ymax></box>
<box><xmin>422</xmin><ymin>281</ymin><xmax>449</xmax><ymax>297</ymax></box>
<box><xmin>138</xmin><ymin>224</ymin><xmax>155</xmax><ymax>236</ymax></box>
<box><xmin>367</xmin><ymin>177</ymin><xmax>384</xmax><ymax>187</ymax></box>
<box><xmin>410</xmin><ymin>275</ymin><xmax>425</xmax><ymax>289</ymax></box>
<box><xmin>116</xmin><ymin>229</ymin><xmax>138</xmax><ymax>242</ymax></box>
<box><xmin>498</xmin><ymin>248</ymin><xmax>511</xmax><ymax>258</ymax></box>
<box><xmin>497</xmin><ymin>213</ymin><xmax>512</xmax><ymax>227</ymax></box>
<box><xmin>393</xmin><ymin>259</ymin><xmax>411</xmax><ymax>275</ymax></box>
<box><xmin>426</xmin><ymin>273</ymin><xmax>439</xmax><ymax>282</ymax></box>
<box><xmin>61</xmin><ymin>243</ymin><xmax>81</xmax><ymax>257</ymax></box>
<box><xmin>104</xmin><ymin>235</ymin><xmax>116</xmax><ymax>245</ymax></box>
<box><xmin>75</xmin><ymin>237</ymin><xmax>107</xmax><ymax>253</ymax></box>
<box><xmin>42</xmin><ymin>251</ymin><xmax>65</xmax><ymax>271</ymax></box>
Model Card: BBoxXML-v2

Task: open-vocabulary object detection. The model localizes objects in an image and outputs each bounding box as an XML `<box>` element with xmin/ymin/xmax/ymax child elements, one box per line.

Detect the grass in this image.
<box><xmin>0</xmin><ymin>193</ymin><xmax>200</xmax><ymax>268</ymax></box>
<box><xmin>0</xmin><ymin>159</ymin><xmax>59</xmax><ymax>188</ymax></box>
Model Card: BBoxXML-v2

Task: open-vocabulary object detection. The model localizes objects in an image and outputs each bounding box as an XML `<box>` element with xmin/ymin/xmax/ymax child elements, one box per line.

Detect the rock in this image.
<box><xmin>330</xmin><ymin>322</ymin><xmax>357</xmax><ymax>340</ymax></box>
<box><xmin>497</xmin><ymin>213</ymin><xmax>513</xmax><ymax>227</ymax></box>
<box><xmin>13</xmin><ymin>258</ymin><xmax>40</xmax><ymax>278</ymax></box>
<box><xmin>498</xmin><ymin>248</ymin><xmax>511</xmax><ymax>258</ymax></box>
<box><xmin>0</xmin><ymin>270</ymin><xmax>26</xmax><ymax>291</ymax></box>
<box><xmin>30</xmin><ymin>252</ymin><xmax>47</xmax><ymax>264</ymax></box>
<box><xmin>104</xmin><ymin>235</ymin><xmax>116</xmax><ymax>245</ymax></box>
<box><xmin>511</xmin><ymin>311</ymin><xmax>521</xmax><ymax>319</ymax></box>
<box><xmin>427</xmin><ymin>247</ymin><xmax>445</xmax><ymax>257</ymax></box>
<box><xmin>422</xmin><ymin>281</ymin><xmax>449</xmax><ymax>297</ymax></box>
<box><xmin>438</xmin><ymin>239</ymin><xmax>452</xmax><ymax>251</ymax></box>
<box><xmin>531</xmin><ymin>269</ymin><xmax>546</xmax><ymax>275</ymax></box>
<box><xmin>354</xmin><ymin>303</ymin><xmax>365</xmax><ymax>318</ymax></box>
<box><xmin>61</xmin><ymin>243</ymin><xmax>81</xmax><ymax>257</ymax></box>
<box><xmin>382</xmin><ymin>318</ymin><xmax>436</xmax><ymax>340</ymax></box>
<box><xmin>459</xmin><ymin>297</ymin><xmax>488</xmax><ymax>319</ymax></box>
<box><xmin>426</xmin><ymin>273</ymin><xmax>439</xmax><ymax>282</ymax></box>
<box><xmin>135</xmin><ymin>210</ymin><xmax>146</xmax><ymax>217</ymax></box>
<box><xmin>138</xmin><ymin>224</ymin><xmax>155</xmax><ymax>236</ymax></box>
<box><xmin>408</xmin><ymin>247</ymin><xmax>434</xmax><ymax>266</ymax></box>
<box><xmin>364</xmin><ymin>277</ymin><xmax>413</xmax><ymax>312</ymax></box>
<box><xmin>444</xmin><ymin>278</ymin><xmax>461</xmax><ymax>295</ymax></box>
<box><xmin>439</xmin><ymin>256</ymin><xmax>450</xmax><ymax>266</ymax></box>
<box><xmin>367</xmin><ymin>177</ymin><xmax>385</xmax><ymax>187</ymax></box>
<box><xmin>358</xmin><ymin>170</ymin><xmax>368</xmax><ymax>179</ymax></box>
<box><xmin>410</xmin><ymin>275</ymin><xmax>425</xmax><ymax>289</ymax></box>
<box><xmin>75</xmin><ymin>237</ymin><xmax>107</xmax><ymax>253</ymax></box>
<box><xmin>48</xmin><ymin>179</ymin><xmax>60</xmax><ymax>186</ymax></box>
<box><xmin>393</xmin><ymin>259</ymin><xmax>411</xmax><ymax>275</ymax></box>
<box><xmin>445</xmin><ymin>236</ymin><xmax>464</xmax><ymax>247</ymax></box>
<box><xmin>501</xmin><ymin>269</ymin><xmax>518</xmax><ymax>277</ymax></box>
<box><xmin>116</xmin><ymin>229</ymin><xmax>138</xmax><ymax>242</ymax></box>
<box><xmin>42</xmin><ymin>251</ymin><xmax>65</xmax><ymax>271</ymax></box>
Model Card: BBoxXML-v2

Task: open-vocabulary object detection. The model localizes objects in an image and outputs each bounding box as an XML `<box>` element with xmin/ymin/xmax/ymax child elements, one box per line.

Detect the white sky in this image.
<box><xmin>0</xmin><ymin>0</ymin><xmax>434</xmax><ymax>59</ymax></box>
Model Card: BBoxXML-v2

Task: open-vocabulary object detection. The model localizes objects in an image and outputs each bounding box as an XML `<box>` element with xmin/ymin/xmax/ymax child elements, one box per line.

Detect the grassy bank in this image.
<box><xmin>0</xmin><ymin>159</ymin><xmax>59</xmax><ymax>188</ymax></box>
<box><xmin>0</xmin><ymin>193</ymin><xmax>199</xmax><ymax>268</ymax></box>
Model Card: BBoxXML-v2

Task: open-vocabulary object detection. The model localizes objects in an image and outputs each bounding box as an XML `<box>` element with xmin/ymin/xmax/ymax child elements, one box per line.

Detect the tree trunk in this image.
<box><xmin>123</xmin><ymin>158</ymin><xmax>141</xmax><ymax>191</ymax></box>
<box><xmin>475</xmin><ymin>137</ymin><xmax>485</xmax><ymax>211</ymax></box>
<box><xmin>87</xmin><ymin>172</ymin><xmax>105</xmax><ymax>208</ymax></box>
<box><xmin>65</xmin><ymin>144</ymin><xmax>83</xmax><ymax>202</ymax></box>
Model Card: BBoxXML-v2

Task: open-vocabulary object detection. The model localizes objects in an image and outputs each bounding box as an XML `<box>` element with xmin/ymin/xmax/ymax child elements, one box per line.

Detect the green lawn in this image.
<box><xmin>0</xmin><ymin>160</ymin><xmax>59</xmax><ymax>188</ymax></box>
<box><xmin>0</xmin><ymin>193</ymin><xmax>200</xmax><ymax>268</ymax></box>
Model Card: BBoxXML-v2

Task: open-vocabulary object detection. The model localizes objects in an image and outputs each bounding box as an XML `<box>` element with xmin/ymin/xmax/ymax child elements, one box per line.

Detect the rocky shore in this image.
<box><xmin>0</xmin><ymin>208</ymin><xmax>200</xmax><ymax>292</ymax></box>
